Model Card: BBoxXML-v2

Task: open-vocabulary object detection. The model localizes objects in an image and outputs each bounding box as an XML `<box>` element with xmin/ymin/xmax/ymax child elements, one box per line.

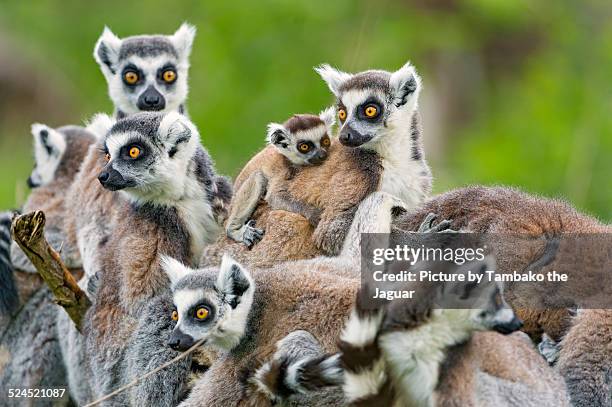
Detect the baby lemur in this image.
<box><xmin>94</xmin><ymin>23</ymin><xmax>196</xmax><ymax>117</ymax></box>
<box><xmin>225</xmin><ymin>108</ymin><xmax>334</xmax><ymax>247</ymax></box>
<box><xmin>57</xmin><ymin>112</ymin><xmax>231</xmax><ymax>404</ymax></box>
<box><xmin>201</xmin><ymin>61</ymin><xmax>432</xmax><ymax>269</ymax></box>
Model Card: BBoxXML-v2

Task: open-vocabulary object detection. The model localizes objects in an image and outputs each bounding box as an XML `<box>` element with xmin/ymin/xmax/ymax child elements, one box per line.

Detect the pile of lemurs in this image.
<box><xmin>0</xmin><ymin>23</ymin><xmax>609</xmax><ymax>407</ymax></box>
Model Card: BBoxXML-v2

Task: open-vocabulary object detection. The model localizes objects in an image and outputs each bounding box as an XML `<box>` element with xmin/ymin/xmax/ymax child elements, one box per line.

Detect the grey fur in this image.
<box><xmin>0</xmin><ymin>288</ymin><xmax>71</xmax><ymax>407</ymax></box>
<box><xmin>125</xmin><ymin>295</ymin><xmax>192</xmax><ymax>406</ymax></box>
<box><xmin>0</xmin><ymin>211</ymin><xmax>18</xmax><ymax>315</ymax></box>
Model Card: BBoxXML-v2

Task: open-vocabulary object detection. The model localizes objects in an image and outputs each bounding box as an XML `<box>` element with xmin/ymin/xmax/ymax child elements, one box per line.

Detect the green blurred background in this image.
<box><xmin>0</xmin><ymin>0</ymin><xmax>610</xmax><ymax>220</ymax></box>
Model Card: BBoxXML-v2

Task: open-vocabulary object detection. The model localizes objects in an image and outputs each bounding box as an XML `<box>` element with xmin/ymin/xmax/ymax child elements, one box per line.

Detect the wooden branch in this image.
<box><xmin>11</xmin><ymin>211</ymin><xmax>90</xmax><ymax>332</ymax></box>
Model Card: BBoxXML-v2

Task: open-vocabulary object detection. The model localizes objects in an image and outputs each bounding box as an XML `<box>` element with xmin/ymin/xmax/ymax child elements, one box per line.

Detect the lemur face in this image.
<box><xmin>316</xmin><ymin>62</ymin><xmax>421</xmax><ymax>148</ymax></box>
<box><xmin>98</xmin><ymin>112</ymin><xmax>197</xmax><ymax>203</ymax></box>
<box><xmin>28</xmin><ymin>124</ymin><xmax>67</xmax><ymax>188</ymax></box>
<box><xmin>267</xmin><ymin>107</ymin><xmax>335</xmax><ymax>166</ymax></box>
<box><xmin>94</xmin><ymin>23</ymin><xmax>195</xmax><ymax>116</ymax></box>
<box><xmin>434</xmin><ymin>258</ymin><xmax>523</xmax><ymax>335</ymax></box>
<box><xmin>162</xmin><ymin>255</ymin><xmax>254</xmax><ymax>352</ymax></box>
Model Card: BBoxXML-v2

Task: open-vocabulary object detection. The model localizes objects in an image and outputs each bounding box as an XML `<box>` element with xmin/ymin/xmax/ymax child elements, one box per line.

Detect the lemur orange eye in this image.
<box><xmin>124</xmin><ymin>71</ymin><xmax>139</xmax><ymax>85</ymax></box>
<box><xmin>195</xmin><ymin>307</ymin><xmax>209</xmax><ymax>320</ymax></box>
<box><xmin>338</xmin><ymin>109</ymin><xmax>347</xmax><ymax>121</ymax></box>
<box><xmin>129</xmin><ymin>147</ymin><xmax>140</xmax><ymax>159</ymax></box>
<box><xmin>298</xmin><ymin>142</ymin><xmax>311</xmax><ymax>153</ymax></box>
<box><xmin>171</xmin><ymin>310</ymin><xmax>178</xmax><ymax>321</ymax></box>
<box><xmin>321</xmin><ymin>136</ymin><xmax>331</xmax><ymax>147</ymax></box>
<box><xmin>364</xmin><ymin>105</ymin><xmax>378</xmax><ymax>118</ymax></box>
<box><xmin>104</xmin><ymin>153</ymin><xmax>111</xmax><ymax>162</ymax></box>
<box><xmin>162</xmin><ymin>69</ymin><xmax>177</xmax><ymax>83</ymax></box>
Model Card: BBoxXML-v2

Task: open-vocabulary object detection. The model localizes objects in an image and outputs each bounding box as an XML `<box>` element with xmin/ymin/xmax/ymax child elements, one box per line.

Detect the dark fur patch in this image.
<box><xmin>339</xmin><ymin>70</ymin><xmax>391</xmax><ymax>94</ymax></box>
<box><xmin>110</xmin><ymin>112</ymin><xmax>164</xmax><ymax>138</ymax></box>
<box><xmin>350</xmin><ymin>377</ymin><xmax>395</xmax><ymax>406</ymax></box>
<box><xmin>283</xmin><ymin>114</ymin><xmax>324</xmax><ymax>133</ymax></box>
<box><xmin>97</xmin><ymin>41</ymin><xmax>116</xmax><ymax>74</ymax></box>
<box><xmin>299</xmin><ymin>354</ymin><xmax>343</xmax><ymax>390</ymax></box>
<box><xmin>119</xmin><ymin>36</ymin><xmax>178</xmax><ymax>60</ymax></box>
<box><xmin>395</xmin><ymin>76</ymin><xmax>417</xmax><ymax>107</ymax></box>
<box><xmin>339</xmin><ymin>340</ymin><xmax>381</xmax><ymax>373</ymax></box>
<box><xmin>0</xmin><ymin>211</ymin><xmax>18</xmax><ymax>315</ymax></box>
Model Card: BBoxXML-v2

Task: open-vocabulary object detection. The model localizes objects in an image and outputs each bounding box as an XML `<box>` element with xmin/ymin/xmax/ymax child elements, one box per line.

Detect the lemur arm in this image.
<box><xmin>226</xmin><ymin>170</ymin><xmax>267</xmax><ymax>247</ymax></box>
<box><xmin>312</xmin><ymin>206</ymin><xmax>359</xmax><ymax>255</ymax></box>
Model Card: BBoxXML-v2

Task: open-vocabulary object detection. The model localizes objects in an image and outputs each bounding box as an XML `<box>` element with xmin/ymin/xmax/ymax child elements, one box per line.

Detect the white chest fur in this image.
<box><xmin>374</xmin><ymin>126</ymin><xmax>430</xmax><ymax>208</ymax></box>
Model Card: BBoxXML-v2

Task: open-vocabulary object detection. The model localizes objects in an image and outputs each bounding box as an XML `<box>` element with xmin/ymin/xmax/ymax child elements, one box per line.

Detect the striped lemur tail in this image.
<box><xmin>251</xmin><ymin>330</ymin><xmax>343</xmax><ymax>403</ymax></box>
<box><xmin>0</xmin><ymin>210</ymin><xmax>19</xmax><ymax>315</ymax></box>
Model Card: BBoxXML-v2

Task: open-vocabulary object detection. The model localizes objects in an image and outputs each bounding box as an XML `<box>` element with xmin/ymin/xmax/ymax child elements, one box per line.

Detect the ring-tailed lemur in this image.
<box><xmin>94</xmin><ymin>23</ymin><xmax>195</xmax><ymax>118</ymax></box>
<box><xmin>0</xmin><ymin>124</ymin><xmax>96</xmax><ymax>317</ymax></box>
<box><xmin>393</xmin><ymin>185</ymin><xmax>612</xmax><ymax>407</ymax></box>
<box><xmin>126</xmin><ymin>192</ymin><xmax>443</xmax><ymax>406</ymax></box>
<box><xmin>201</xmin><ymin>62</ymin><xmax>434</xmax><ymax>269</ymax></box>
<box><xmin>225</xmin><ymin>108</ymin><xmax>335</xmax><ymax>247</ymax></box>
<box><xmin>56</xmin><ymin>112</ymin><xmax>231</xmax><ymax>405</ymax></box>
<box><xmin>255</xmin><ymin>256</ymin><xmax>568</xmax><ymax>407</ymax></box>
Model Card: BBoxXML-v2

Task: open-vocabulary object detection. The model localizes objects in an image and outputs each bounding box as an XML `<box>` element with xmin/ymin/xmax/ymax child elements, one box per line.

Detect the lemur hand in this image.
<box><xmin>417</xmin><ymin>212</ymin><xmax>457</xmax><ymax>233</ymax></box>
<box><xmin>241</xmin><ymin>220</ymin><xmax>265</xmax><ymax>248</ymax></box>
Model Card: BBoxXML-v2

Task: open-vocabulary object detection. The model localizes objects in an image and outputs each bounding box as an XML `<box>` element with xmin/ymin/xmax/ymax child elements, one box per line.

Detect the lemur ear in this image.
<box><xmin>216</xmin><ymin>255</ymin><xmax>253</xmax><ymax>305</ymax></box>
<box><xmin>171</xmin><ymin>23</ymin><xmax>196</xmax><ymax>62</ymax></box>
<box><xmin>31</xmin><ymin>123</ymin><xmax>66</xmax><ymax>159</ymax></box>
<box><xmin>160</xmin><ymin>256</ymin><xmax>193</xmax><ymax>287</ymax></box>
<box><xmin>94</xmin><ymin>27</ymin><xmax>122</xmax><ymax>76</ymax></box>
<box><xmin>266</xmin><ymin>123</ymin><xmax>290</xmax><ymax>149</ymax></box>
<box><xmin>389</xmin><ymin>61</ymin><xmax>422</xmax><ymax>109</ymax></box>
<box><xmin>86</xmin><ymin>113</ymin><xmax>116</xmax><ymax>140</ymax></box>
<box><xmin>158</xmin><ymin>112</ymin><xmax>194</xmax><ymax>156</ymax></box>
<box><xmin>315</xmin><ymin>64</ymin><xmax>352</xmax><ymax>97</ymax></box>
<box><xmin>319</xmin><ymin>106</ymin><xmax>336</xmax><ymax>131</ymax></box>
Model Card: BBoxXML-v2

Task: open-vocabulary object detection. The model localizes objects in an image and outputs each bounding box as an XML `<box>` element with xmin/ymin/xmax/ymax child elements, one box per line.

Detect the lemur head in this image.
<box><xmin>266</xmin><ymin>107</ymin><xmax>335</xmax><ymax>166</ymax></box>
<box><xmin>161</xmin><ymin>255</ymin><xmax>255</xmax><ymax>352</ymax></box>
<box><xmin>28</xmin><ymin>124</ymin><xmax>96</xmax><ymax>188</ymax></box>
<box><xmin>315</xmin><ymin>62</ymin><xmax>421</xmax><ymax>148</ymax></box>
<box><xmin>385</xmin><ymin>257</ymin><xmax>522</xmax><ymax>338</ymax></box>
<box><xmin>94</xmin><ymin>23</ymin><xmax>195</xmax><ymax>116</ymax></box>
<box><xmin>97</xmin><ymin>111</ymin><xmax>199</xmax><ymax>204</ymax></box>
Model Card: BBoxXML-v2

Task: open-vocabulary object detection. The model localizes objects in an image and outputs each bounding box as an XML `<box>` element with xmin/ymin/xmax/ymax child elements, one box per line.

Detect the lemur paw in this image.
<box><xmin>417</xmin><ymin>213</ymin><xmax>457</xmax><ymax>233</ymax></box>
<box><xmin>242</xmin><ymin>220</ymin><xmax>265</xmax><ymax>248</ymax></box>
<box><xmin>538</xmin><ymin>334</ymin><xmax>560</xmax><ymax>366</ymax></box>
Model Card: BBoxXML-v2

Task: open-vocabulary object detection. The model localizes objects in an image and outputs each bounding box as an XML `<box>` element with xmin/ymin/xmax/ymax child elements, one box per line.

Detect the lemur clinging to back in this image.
<box><xmin>94</xmin><ymin>23</ymin><xmax>195</xmax><ymax>118</ymax></box>
<box><xmin>201</xmin><ymin>61</ymin><xmax>433</xmax><ymax>269</ymax></box>
<box><xmin>56</xmin><ymin>112</ymin><xmax>231</xmax><ymax>404</ymax></box>
<box><xmin>225</xmin><ymin>108</ymin><xmax>335</xmax><ymax>247</ymax></box>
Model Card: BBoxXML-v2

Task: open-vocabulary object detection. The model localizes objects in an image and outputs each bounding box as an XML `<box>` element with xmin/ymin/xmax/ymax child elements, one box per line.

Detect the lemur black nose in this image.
<box><xmin>98</xmin><ymin>172</ymin><xmax>110</xmax><ymax>184</ymax></box>
<box><xmin>144</xmin><ymin>94</ymin><xmax>160</xmax><ymax>106</ymax></box>
<box><xmin>167</xmin><ymin>329</ymin><xmax>195</xmax><ymax>351</ymax></box>
<box><xmin>339</xmin><ymin>132</ymin><xmax>352</xmax><ymax>144</ymax></box>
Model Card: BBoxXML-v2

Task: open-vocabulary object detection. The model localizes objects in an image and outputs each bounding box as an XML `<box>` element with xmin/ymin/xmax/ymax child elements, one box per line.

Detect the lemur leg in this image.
<box><xmin>226</xmin><ymin>171</ymin><xmax>266</xmax><ymax>248</ymax></box>
<box><xmin>267</xmin><ymin>191</ymin><xmax>322</xmax><ymax>227</ymax></box>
